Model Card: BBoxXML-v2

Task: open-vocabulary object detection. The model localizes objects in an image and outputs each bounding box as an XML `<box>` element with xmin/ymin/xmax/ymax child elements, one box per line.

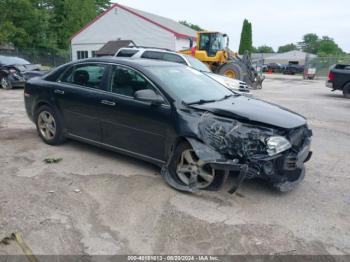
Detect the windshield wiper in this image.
<box><xmin>217</xmin><ymin>93</ymin><xmax>239</xmax><ymax>101</ymax></box>
<box><xmin>183</xmin><ymin>99</ymin><xmax>217</xmax><ymax>106</ymax></box>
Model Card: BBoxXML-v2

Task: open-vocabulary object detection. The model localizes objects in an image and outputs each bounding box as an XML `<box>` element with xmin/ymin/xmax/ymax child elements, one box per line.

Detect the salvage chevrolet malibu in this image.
<box><xmin>24</xmin><ymin>57</ymin><xmax>312</xmax><ymax>193</ymax></box>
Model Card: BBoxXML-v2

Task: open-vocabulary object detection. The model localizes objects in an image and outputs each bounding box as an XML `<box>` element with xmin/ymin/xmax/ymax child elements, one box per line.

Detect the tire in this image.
<box><xmin>1</xmin><ymin>76</ymin><xmax>13</xmax><ymax>90</ymax></box>
<box><xmin>34</xmin><ymin>105</ymin><xmax>65</xmax><ymax>145</ymax></box>
<box><xmin>166</xmin><ymin>142</ymin><xmax>226</xmax><ymax>192</ymax></box>
<box><xmin>217</xmin><ymin>62</ymin><xmax>243</xmax><ymax>80</ymax></box>
<box><xmin>342</xmin><ymin>83</ymin><xmax>350</xmax><ymax>99</ymax></box>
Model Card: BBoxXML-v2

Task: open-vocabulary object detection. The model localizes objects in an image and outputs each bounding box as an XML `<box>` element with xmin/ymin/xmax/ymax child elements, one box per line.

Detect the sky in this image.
<box><xmin>113</xmin><ymin>0</ymin><xmax>350</xmax><ymax>53</ymax></box>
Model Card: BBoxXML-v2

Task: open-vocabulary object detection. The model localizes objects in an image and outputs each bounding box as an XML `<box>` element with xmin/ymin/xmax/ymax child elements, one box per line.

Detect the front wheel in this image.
<box><xmin>217</xmin><ymin>63</ymin><xmax>243</xmax><ymax>80</ymax></box>
<box><xmin>34</xmin><ymin>105</ymin><xmax>65</xmax><ymax>145</ymax></box>
<box><xmin>165</xmin><ymin>142</ymin><xmax>226</xmax><ymax>192</ymax></box>
<box><xmin>1</xmin><ymin>76</ymin><xmax>12</xmax><ymax>90</ymax></box>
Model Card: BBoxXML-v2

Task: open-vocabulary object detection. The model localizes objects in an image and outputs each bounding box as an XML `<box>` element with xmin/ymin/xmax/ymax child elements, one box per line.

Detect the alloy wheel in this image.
<box><xmin>176</xmin><ymin>149</ymin><xmax>215</xmax><ymax>189</ymax></box>
<box><xmin>38</xmin><ymin>111</ymin><xmax>56</xmax><ymax>140</ymax></box>
<box><xmin>1</xmin><ymin>77</ymin><xmax>10</xmax><ymax>89</ymax></box>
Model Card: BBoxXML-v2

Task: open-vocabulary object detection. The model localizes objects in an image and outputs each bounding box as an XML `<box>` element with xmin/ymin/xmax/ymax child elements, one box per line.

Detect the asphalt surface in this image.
<box><xmin>0</xmin><ymin>75</ymin><xmax>349</xmax><ymax>257</ymax></box>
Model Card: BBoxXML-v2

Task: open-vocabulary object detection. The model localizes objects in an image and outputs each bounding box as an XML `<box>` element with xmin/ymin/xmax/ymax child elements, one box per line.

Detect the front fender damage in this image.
<box><xmin>162</xmin><ymin>112</ymin><xmax>312</xmax><ymax>194</ymax></box>
<box><xmin>161</xmin><ymin>137</ymin><xmax>248</xmax><ymax>194</ymax></box>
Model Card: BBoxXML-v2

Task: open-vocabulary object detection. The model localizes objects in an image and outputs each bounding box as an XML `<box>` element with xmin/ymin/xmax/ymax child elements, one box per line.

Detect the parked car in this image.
<box><xmin>283</xmin><ymin>64</ymin><xmax>304</xmax><ymax>75</ymax></box>
<box><xmin>326</xmin><ymin>64</ymin><xmax>350</xmax><ymax>98</ymax></box>
<box><xmin>24</xmin><ymin>58</ymin><xmax>312</xmax><ymax>193</ymax></box>
<box><xmin>264</xmin><ymin>63</ymin><xmax>283</xmax><ymax>73</ymax></box>
<box><xmin>115</xmin><ymin>47</ymin><xmax>251</xmax><ymax>93</ymax></box>
<box><xmin>0</xmin><ymin>55</ymin><xmax>45</xmax><ymax>89</ymax></box>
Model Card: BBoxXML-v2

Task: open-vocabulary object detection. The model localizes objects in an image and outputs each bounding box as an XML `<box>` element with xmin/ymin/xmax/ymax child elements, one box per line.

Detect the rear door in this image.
<box><xmin>99</xmin><ymin>64</ymin><xmax>172</xmax><ymax>161</ymax></box>
<box><xmin>53</xmin><ymin>63</ymin><xmax>108</xmax><ymax>141</ymax></box>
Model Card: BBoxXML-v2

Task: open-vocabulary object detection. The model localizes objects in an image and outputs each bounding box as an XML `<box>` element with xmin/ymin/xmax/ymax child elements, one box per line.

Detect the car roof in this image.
<box><xmin>72</xmin><ymin>57</ymin><xmax>183</xmax><ymax>68</ymax></box>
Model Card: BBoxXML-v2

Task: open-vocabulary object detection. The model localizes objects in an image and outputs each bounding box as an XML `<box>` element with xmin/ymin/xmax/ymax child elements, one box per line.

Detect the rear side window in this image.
<box><xmin>116</xmin><ymin>49</ymin><xmax>138</xmax><ymax>57</ymax></box>
<box><xmin>60</xmin><ymin>64</ymin><xmax>107</xmax><ymax>89</ymax></box>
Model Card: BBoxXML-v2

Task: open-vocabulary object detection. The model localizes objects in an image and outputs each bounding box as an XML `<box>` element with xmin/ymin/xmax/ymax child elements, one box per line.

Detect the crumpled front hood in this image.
<box><xmin>191</xmin><ymin>96</ymin><xmax>306</xmax><ymax>129</ymax></box>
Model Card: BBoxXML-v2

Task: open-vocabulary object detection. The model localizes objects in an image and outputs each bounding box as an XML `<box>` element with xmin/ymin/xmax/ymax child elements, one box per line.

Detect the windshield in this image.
<box><xmin>183</xmin><ymin>55</ymin><xmax>211</xmax><ymax>72</ymax></box>
<box><xmin>149</xmin><ymin>66</ymin><xmax>233</xmax><ymax>104</ymax></box>
<box><xmin>0</xmin><ymin>56</ymin><xmax>30</xmax><ymax>65</ymax></box>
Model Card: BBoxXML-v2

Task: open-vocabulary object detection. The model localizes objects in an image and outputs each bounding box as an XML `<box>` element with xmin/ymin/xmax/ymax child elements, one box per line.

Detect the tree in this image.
<box><xmin>298</xmin><ymin>33</ymin><xmax>319</xmax><ymax>54</ymax></box>
<box><xmin>317</xmin><ymin>36</ymin><xmax>344</xmax><ymax>56</ymax></box>
<box><xmin>238</xmin><ymin>19</ymin><xmax>252</xmax><ymax>55</ymax></box>
<box><xmin>95</xmin><ymin>0</ymin><xmax>112</xmax><ymax>13</ymax></box>
<box><xmin>179</xmin><ymin>20</ymin><xmax>204</xmax><ymax>31</ymax></box>
<box><xmin>253</xmin><ymin>45</ymin><xmax>274</xmax><ymax>53</ymax></box>
<box><xmin>278</xmin><ymin>43</ymin><xmax>298</xmax><ymax>53</ymax></box>
<box><xmin>0</xmin><ymin>0</ymin><xmax>112</xmax><ymax>51</ymax></box>
<box><xmin>298</xmin><ymin>33</ymin><xmax>344</xmax><ymax>55</ymax></box>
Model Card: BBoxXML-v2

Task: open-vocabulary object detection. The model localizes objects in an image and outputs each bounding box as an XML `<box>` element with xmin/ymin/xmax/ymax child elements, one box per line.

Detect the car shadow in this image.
<box><xmin>319</xmin><ymin>93</ymin><xmax>346</xmax><ymax>99</ymax></box>
<box><xmin>65</xmin><ymin>138</ymin><xmax>160</xmax><ymax>174</ymax></box>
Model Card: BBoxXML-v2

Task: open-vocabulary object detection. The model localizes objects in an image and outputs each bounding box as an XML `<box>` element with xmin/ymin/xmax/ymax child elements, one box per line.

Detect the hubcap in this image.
<box><xmin>176</xmin><ymin>149</ymin><xmax>215</xmax><ymax>189</ymax></box>
<box><xmin>38</xmin><ymin>111</ymin><xmax>56</xmax><ymax>140</ymax></box>
<box><xmin>224</xmin><ymin>69</ymin><xmax>236</xmax><ymax>79</ymax></box>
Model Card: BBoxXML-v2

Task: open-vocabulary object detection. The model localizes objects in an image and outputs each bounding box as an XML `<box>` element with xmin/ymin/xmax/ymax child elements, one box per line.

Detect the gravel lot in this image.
<box><xmin>0</xmin><ymin>75</ymin><xmax>349</xmax><ymax>257</ymax></box>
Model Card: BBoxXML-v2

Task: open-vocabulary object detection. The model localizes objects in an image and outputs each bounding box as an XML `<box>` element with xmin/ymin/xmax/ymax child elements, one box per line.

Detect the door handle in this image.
<box><xmin>54</xmin><ymin>89</ymin><xmax>65</xmax><ymax>95</ymax></box>
<box><xmin>101</xmin><ymin>100</ymin><xmax>116</xmax><ymax>106</ymax></box>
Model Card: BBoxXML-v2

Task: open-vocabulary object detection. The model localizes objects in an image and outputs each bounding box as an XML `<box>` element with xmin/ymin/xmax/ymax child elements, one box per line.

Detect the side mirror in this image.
<box><xmin>134</xmin><ymin>89</ymin><xmax>164</xmax><ymax>105</ymax></box>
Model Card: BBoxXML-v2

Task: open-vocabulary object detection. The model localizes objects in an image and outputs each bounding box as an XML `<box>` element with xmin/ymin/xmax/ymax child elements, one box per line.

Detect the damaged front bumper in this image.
<box><xmin>189</xmin><ymin>137</ymin><xmax>312</xmax><ymax>193</ymax></box>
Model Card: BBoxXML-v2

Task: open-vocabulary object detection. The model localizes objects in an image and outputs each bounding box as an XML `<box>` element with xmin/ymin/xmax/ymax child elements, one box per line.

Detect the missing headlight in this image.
<box><xmin>198</xmin><ymin>113</ymin><xmax>275</xmax><ymax>159</ymax></box>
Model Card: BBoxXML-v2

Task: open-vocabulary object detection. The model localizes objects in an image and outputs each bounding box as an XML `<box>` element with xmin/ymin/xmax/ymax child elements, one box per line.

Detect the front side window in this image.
<box><xmin>183</xmin><ymin>55</ymin><xmax>211</xmax><ymax>72</ymax></box>
<box><xmin>162</xmin><ymin>53</ymin><xmax>186</xmax><ymax>64</ymax></box>
<box><xmin>141</xmin><ymin>51</ymin><xmax>186</xmax><ymax>65</ymax></box>
<box><xmin>60</xmin><ymin>63</ymin><xmax>107</xmax><ymax>89</ymax></box>
<box><xmin>109</xmin><ymin>65</ymin><xmax>154</xmax><ymax>97</ymax></box>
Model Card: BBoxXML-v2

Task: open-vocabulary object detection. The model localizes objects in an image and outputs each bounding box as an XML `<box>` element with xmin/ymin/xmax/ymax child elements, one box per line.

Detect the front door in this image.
<box><xmin>99</xmin><ymin>65</ymin><xmax>172</xmax><ymax>161</ymax></box>
<box><xmin>53</xmin><ymin>63</ymin><xmax>108</xmax><ymax>141</ymax></box>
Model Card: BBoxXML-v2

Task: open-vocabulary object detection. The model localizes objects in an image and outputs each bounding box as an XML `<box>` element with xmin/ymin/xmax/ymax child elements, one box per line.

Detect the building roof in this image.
<box><xmin>71</xmin><ymin>3</ymin><xmax>197</xmax><ymax>41</ymax></box>
<box><xmin>96</xmin><ymin>40</ymin><xmax>136</xmax><ymax>56</ymax></box>
<box><xmin>264</xmin><ymin>50</ymin><xmax>317</xmax><ymax>61</ymax></box>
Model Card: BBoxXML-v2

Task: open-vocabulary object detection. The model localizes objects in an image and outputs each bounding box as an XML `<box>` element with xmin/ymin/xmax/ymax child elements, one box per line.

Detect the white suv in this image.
<box><xmin>115</xmin><ymin>47</ymin><xmax>250</xmax><ymax>93</ymax></box>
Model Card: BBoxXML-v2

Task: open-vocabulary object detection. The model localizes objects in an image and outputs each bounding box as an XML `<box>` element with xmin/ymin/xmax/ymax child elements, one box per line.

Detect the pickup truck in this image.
<box><xmin>326</xmin><ymin>64</ymin><xmax>350</xmax><ymax>98</ymax></box>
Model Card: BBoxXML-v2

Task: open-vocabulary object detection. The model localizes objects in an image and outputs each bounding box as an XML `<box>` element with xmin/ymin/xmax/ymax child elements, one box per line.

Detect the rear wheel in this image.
<box><xmin>218</xmin><ymin>63</ymin><xmax>243</xmax><ymax>80</ymax></box>
<box><xmin>34</xmin><ymin>105</ymin><xmax>65</xmax><ymax>145</ymax></box>
<box><xmin>1</xmin><ymin>76</ymin><xmax>12</xmax><ymax>90</ymax></box>
<box><xmin>166</xmin><ymin>142</ymin><xmax>226</xmax><ymax>191</ymax></box>
<box><xmin>343</xmin><ymin>83</ymin><xmax>350</xmax><ymax>99</ymax></box>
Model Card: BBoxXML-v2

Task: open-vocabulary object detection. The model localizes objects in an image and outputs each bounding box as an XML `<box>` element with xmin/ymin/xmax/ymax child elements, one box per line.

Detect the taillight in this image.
<box><xmin>328</xmin><ymin>71</ymin><xmax>334</xmax><ymax>81</ymax></box>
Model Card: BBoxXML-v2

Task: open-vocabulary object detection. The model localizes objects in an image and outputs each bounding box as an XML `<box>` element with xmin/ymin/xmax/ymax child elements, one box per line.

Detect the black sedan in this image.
<box><xmin>0</xmin><ymin>55</ymin><xmax>44</xmax><ymax>89</ymax></box>
<box><xmin>24</xmin><ymin>57</ymin><xmax>312</xmax><ymax>193</ymax></box>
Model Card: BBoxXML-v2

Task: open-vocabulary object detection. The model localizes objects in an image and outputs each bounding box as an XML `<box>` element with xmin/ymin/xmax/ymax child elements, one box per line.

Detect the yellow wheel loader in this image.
<box><xmin>179</xmin><ymin>32</ymin><xmax>264</xmax><ymax>89</ymax></box>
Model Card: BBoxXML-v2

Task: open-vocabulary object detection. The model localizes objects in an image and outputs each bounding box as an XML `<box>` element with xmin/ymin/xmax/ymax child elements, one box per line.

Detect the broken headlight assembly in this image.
<box><xmin>265</xmin><ymin>136</ymin><xmax>291</xmax><ymax>156</ymax></box>
<box><xmin>198</xmin><ymin>113</ymin><xmax>290</xmax><ymax>159</ymax></box>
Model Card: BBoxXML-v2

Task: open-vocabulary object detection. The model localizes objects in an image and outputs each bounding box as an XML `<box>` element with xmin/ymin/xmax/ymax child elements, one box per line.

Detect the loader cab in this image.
<box><xmin>197</xmin><ymin>32</ymin><xmax>229</xmax><ymax>57</ymax></box>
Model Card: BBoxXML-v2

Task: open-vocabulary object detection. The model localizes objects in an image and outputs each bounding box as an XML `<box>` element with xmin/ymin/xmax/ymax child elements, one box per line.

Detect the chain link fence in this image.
<box><xmin>306</xmin><ymin>56</ymin><xmax>350</xmax><ymax>77</ymax></box>
<box><xmin>0</xmin><ymin>48</ymin><xmax>70</xmax><ymax>68</ymax></box>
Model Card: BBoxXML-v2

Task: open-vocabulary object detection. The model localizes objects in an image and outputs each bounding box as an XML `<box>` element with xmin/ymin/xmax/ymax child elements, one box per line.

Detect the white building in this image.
<box><xmin>70</xmin><ymin>3</ymin><xmax>197</xmax><ymax>60</ymax></box>
<box><xmin>263</xmin><ymin>50</ymin><xmax>317</xmax><ymax>66</ymax></box>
